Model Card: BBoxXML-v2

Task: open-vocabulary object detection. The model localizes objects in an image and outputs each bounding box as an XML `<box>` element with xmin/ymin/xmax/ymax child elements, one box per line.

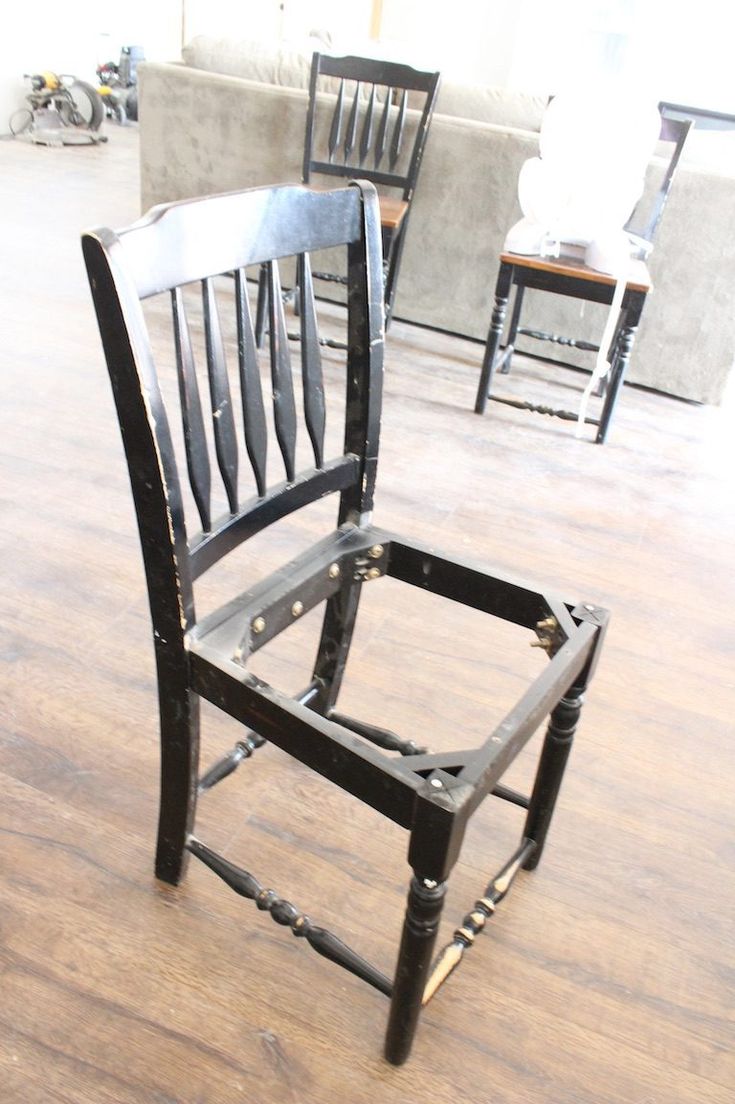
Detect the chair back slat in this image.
<box><xmin>328</xmin><ymin>80</ymin><xmax>345</xmax><ymax>162</ymax></box>
<box><xmin>374</xmin><ymin>90</ymin><xmax>392</xmax><ymax>169</ymax></box>
<box><xmin>235</xmin><ymin>268</ymin><xmax>268</xmax><ymax>497</ymax></box>
<box><xmin>359</xmin><ymin>84</ymin><xmax>376</xmax><ymax>165</ymax></box>
<box><xmin>389</xmin><ymin>90</ymin><xmax>408</xmax><ymax>172</ymax></box>
<box><xmin>304</xmin><ymin>55</ymin><xmax>440</xmax><ymax>201</ymax></box>
<box><xmin>636</xmin><ymin>115</ymin><xmax>692</xmax><ymax>243</ymax></box>
<box><xmin>171</xmin><ymin>286</ymin><xmax>212</xmax><ymax>532</ymax></box>
<box><xmin>267</xmin><ymin>260</ymin><xmax>298</xmax><ymax>483</ymax></box>
<box><xmin>344</xmin><ymin>82</ymin><xmax>361</xmax><ymax>163</ymax></box>
<box><xmin>298</xmin><ymin>253</ymin><xmax>326</xmax><ymax>468</ymax></box>
<box><xmin>202</xmin><ymin>277</ymin><xmax>239</xmax><ymax>513</ymax></box>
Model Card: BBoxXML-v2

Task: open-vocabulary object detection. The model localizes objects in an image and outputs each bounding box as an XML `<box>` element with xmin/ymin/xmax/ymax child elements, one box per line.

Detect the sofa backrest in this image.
<box><xmin>434</xmin><ymin>81</ymin><xmax>546</xmax><ymax>132</ymax></box>
<box><xmin>182</xmin><ymin>35</ymin><xmax>547</xmax><ymax>135</ymax></box>
<box><xmin>182</xmin><ymin>35</ymin><xmax>326</xmax><ymax>91</ymax></box>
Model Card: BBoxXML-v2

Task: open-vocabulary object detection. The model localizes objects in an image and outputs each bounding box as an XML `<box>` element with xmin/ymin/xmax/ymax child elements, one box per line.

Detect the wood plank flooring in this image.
<box><xmin>1</xmin><ymin>125</ymin><xmax>733</xmax><ymax>1103</ymax></box>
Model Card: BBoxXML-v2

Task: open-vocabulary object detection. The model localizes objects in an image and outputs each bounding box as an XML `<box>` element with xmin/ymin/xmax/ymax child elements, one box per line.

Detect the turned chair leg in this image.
<box><xmin>475</xmin><ymin>263</ymin><xmax>513</xmax><ymax>414</ymax></box>
<box><xmin>155</xmin><ymin>678</ymin><xmax>201</xmax><ymax>885</ymax></box>
<box><xmin>522</xmin><ymin>687</ymin><xmax>584</xmax><ymax>871</ymax></box>
<box><xmin>595</xmin><ymin>322</ymin><xmax>637</xmax><ymax>444</ymax></box>
<box><xmin>500</xmin><ymin>284</ymin><xmax>526</xmax><ymax>375</ymax></box>
<box><xmin>384</xmin><ymin>874</ymin><xmax>447</xmax><ymax>1065</ymax></box>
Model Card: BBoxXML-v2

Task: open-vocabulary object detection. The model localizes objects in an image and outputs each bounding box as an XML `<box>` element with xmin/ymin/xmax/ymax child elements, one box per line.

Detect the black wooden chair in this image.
<box><xmin>83</xmin><ymin>180</ymin><xmax>607</xmax><ymax>1065</ymax></box>
<box><xmin>255</xmin><ymin>52</ymin><xmax>440</xmax><ymax>344</ymax></box>
<box><xmin>474</xmin><ymin>113</ymin><xmax>692</xmax><ymax>443</ymax></box>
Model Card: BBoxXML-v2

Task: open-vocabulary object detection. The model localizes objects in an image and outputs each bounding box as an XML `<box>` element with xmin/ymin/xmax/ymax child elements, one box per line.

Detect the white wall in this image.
<box><xmin>508</xmin><ymin>0</ymin><xmax>735</xmax><ymax>111</ymax></box>
<box><xmin>0</xmin><ymin>0</ymin><xmax>182</xmax><ymax>134</ymax></box>
<box><xmin>2</xmin><ymin>1</ymin><xmax>731</xmax><ymax>137</ymax></box>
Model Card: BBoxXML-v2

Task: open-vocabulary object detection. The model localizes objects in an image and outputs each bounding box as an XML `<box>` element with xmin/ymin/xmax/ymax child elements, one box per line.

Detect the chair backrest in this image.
<box><xmin>82</xmin><ymin>182</ymin><xmax>384</xmax><ymax>652</ymax></box>
<box><xmin>626</xmin><ymin>112</ymin><xmax>692</xmax><ymax>244</ymax></box>
<box><xmin>303</xmin><ymin>53</ymin><xmax>441</xmax><ymax>203</ymax></box>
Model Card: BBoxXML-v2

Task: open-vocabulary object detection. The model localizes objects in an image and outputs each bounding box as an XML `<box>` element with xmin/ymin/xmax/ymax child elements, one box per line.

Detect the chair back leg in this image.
<box><xmin>155</xmin><ymin>678</ymin><xmax>201</xmax><ymax>885</ymax></box>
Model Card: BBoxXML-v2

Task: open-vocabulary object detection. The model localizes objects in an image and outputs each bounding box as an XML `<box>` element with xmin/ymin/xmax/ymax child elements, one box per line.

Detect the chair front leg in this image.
<box><xmin>500</xmin><ymin>283</ymin><xmax>526</xmax><ymax>375</ymax></box>
<box><xmin>595</xmin><ymin>292</ymin><xmax>645</xmax><ymax>444</ymax></box>
<box><xmin>475</xmin><ymin>261</ymin><xmax>513</xmax><ymax>413</ymax></box>
<box><xmin>384</xmin><ymin>873</ymin><xmax>447</xmax><ymax>1065</ymax></box>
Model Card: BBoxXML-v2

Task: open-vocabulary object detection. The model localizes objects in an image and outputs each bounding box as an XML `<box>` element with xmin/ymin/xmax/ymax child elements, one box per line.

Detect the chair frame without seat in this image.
<box><xmin>83</xmin><ymin>180</ymin><xmax>607</xmax><ymax>1065</ymax></box>
<box><xmin>474</xmin><ymin>113</ymin><xmax>692</xmax><ymax>443</ymax></box>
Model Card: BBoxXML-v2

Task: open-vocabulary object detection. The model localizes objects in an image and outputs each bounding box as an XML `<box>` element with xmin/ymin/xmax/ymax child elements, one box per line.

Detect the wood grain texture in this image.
<box><xmin>1</xmin><ymin>126</ymin><xmax>734</xmax><ymax>1102</ymax></box>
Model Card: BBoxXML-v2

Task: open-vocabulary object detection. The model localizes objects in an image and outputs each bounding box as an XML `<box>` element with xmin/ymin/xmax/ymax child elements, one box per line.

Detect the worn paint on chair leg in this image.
<box><xmin>475</xmin><ymin>262</ymin><xmax>513</xmax><ymax>413</ymax></box>
<box><xmin>384</xmin><ymin>875</ymin><xmax>447</xmax><ymax>1065</ymax></box>
<box><xmin>500</xmin><ymin>283</ymin><xmax>526</xmax><ymax>375</ymax></box>
<box><xmin>155</xmin><ymin>669</ymin><xmax>200</xmax><ymax>886</ymax></box>
<box><xmin>522</xmin><ymin>689</ymin><xmax>582</xmax><ymax>870</ymax></box>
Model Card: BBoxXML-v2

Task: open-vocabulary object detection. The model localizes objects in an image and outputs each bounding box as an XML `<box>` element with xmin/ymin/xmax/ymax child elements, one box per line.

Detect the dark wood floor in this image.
<box><xmin>1</xmin><ymin>126</ymin><xmax>734</xmax><ymax>1103</ymax></box>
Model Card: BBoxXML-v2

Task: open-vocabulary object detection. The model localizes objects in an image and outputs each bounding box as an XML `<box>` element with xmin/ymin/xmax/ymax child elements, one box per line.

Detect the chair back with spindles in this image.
<box><xmin>82</xmin><ymin>182</ymin><xmax>384</xmax><ymax>654</ymax></box>
<box><xmin>626</xmin><ymin>114</ymin><xmax>692</xmax><ymax>245</ymax></box>
<box><xmin>303</xmin><ymin>54</ymin><xmax>440</xmax><ymax>203</ymax></box>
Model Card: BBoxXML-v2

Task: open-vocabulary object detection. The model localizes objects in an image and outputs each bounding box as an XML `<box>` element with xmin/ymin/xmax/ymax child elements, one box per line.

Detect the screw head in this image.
<box><xmin>291</xmin><ymin>600</ymin><xmax>304</xmax><ymax>618</ymax></box>
<box><xmin>583</xmin><ymin>604</ymin><xmax>595</xmax><ymax>612</ymax></box>
<box><xmin>368</xmin><ymin>544</ymin><xmax>384</xmax><ymax>559</ymax></box>
<box><xmin>430</xmin><ymin>777</ymin><xmax>443</xmax><ymax>789</ymax></box>
<box><xmin>366</xmin><ymin>566</ymin><xmax>381</xmax><ymax>580</ymax></box>
<box><xmin>252</xmin><ymin>616</ymin><xmax>266</xmax><ymax>635</ymax></box>
<box><xmin>328</xmin><ymin>562</ymin><xmax>340</xmax><ymax>579</ymax></box>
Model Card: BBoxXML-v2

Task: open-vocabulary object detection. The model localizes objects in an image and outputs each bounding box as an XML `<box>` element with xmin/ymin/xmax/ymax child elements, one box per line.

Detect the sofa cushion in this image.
<box><xmin>435</xmin><ymin>81</ymin><xmax>546</xmax><ymax>132</ymax></box>
<box><xmin>182</xmin><ymin>35</ymin><xmax>323</xmax><ymax>90</ymax></box>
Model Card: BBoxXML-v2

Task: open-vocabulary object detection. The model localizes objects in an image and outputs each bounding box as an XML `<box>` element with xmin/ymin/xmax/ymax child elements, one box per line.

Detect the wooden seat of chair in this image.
<box><xmin>377</xmin><ymin>195</ymin><xmax>409</xmax><ymax>231</ymax></box>
<box><xmin>501</xmin><ymin>251</ymin><xmax>653</xmax><ymax>294</ymax></box>
<box><xmin>307</xmin><ymin>185</ymin><xmax>408</xmax><ymax>232</ymax></box>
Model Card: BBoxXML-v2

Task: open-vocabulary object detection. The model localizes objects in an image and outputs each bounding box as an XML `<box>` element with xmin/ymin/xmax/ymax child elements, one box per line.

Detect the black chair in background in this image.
<box><xmin>256</xmin><ymin>52</ymin><xmax>440</xmax><ymax>343</ymax></box>
<box><xmin>83</xmin><ymin>180</ymin><xmax>607</xmax><ymax>1064</ymax></box>
<box><xmin>474</xmin><ymin>112</ymin><xmax>692</xmax><ymax>443</ymax></box>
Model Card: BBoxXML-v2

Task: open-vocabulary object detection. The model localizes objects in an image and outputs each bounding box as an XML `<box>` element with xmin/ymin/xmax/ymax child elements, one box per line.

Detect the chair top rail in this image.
<box><xmin>92</xmin><ymin>183</ymin><xmax>366</xmax><ymax>300</ymax></box>
<box><xmin>314</xmin><ymin>53</ymin><xmax>440</xmax><ymax>93</ymax></box>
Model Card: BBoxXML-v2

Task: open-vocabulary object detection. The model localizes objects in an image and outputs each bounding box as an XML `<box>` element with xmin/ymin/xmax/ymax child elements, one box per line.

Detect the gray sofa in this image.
<box><xmin>138</xmin><ymin>37</ymin><xmax>735</xmax><ymax>404</ymax></box>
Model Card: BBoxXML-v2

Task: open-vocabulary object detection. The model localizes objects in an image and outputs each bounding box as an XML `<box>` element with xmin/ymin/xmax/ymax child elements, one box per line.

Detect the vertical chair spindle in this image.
<box><xmin>267</xmin><ymin>261</ymin><xmax>298</xmax><ymax>483</ymax></box>
<box><xmin>344</xmin><ymin>81</ymin><xmax>361</xmax><ymax>164</ymax></box>
<box><xmin>389</xmin><ymin>90</ymin><xmax>407</xmax><ymax>171</ymax></box>
<box><xmin>359</xmin><ymin>84</ymin><xmax>376</xmax><ymax>165</ymax></box>
<box><xmin>375</xmin><ymin>89</ymin><xmax>392</xmax><ymax>169</ymax></box>
<box><xmin>234</xmin><ymin>268</ymin><xmax>268</xmax><ymax>497</ymax></box>
<box><xmin>328</xmin><ymin>80</ymin><xmax>345</xmax><ymax>162</ymax></box>
<box><xmin>202</xmin><ymin>277</ymin><xmax>239</xmax><ymax>513</ymax></box>
<box><xmin>298</xmin><ymin>254</ymin><xmax>326</xmax><ymax>469</ymax></box>
<box><xmin>171</xmin><ymin>287</ymin><xmax>212</xmax><ymax>532</ymax></box>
